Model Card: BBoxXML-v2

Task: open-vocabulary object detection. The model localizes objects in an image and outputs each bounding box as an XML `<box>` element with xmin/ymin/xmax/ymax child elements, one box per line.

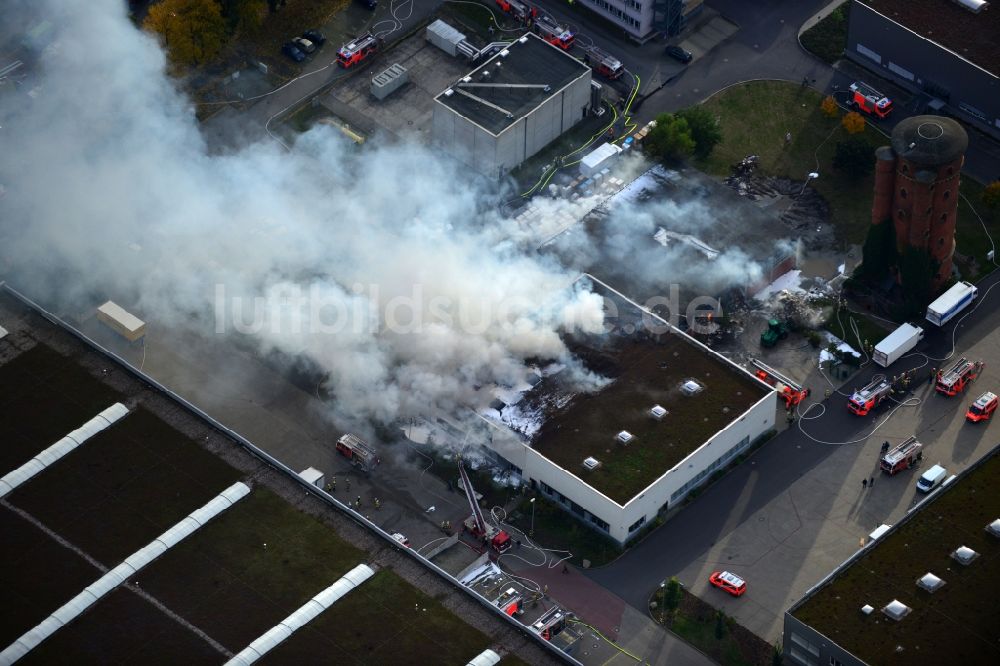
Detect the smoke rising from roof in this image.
<box><xmin>0</xmin><ymin>0</ymin><xmax>607</xmax><ymax>427</ymax></box>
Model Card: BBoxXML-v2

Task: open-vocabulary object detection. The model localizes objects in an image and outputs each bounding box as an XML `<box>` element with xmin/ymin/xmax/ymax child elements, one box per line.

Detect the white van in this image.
<box><xmin>916</xmin><ymin>464</ymin><xmax>947</xmax><ymax>493</ymax></box>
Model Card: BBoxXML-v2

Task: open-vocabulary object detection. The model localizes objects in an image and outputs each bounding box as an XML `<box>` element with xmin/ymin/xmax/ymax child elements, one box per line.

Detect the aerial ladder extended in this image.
<box><xmin>750</xmin><ymin>359</ymin><xmax>810</xmax><ymax>408</ymax></box>
<box><xmin>459</xmin><ymin>459</ymin><xmax>512</xmax><ymax>553</ymax></box>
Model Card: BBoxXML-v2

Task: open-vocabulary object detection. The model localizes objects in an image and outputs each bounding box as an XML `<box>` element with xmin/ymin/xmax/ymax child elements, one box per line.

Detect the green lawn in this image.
<box><xmin>508</xmin><ymin>496</ymin><xmax>622</xmax><ymax>567</ymax></box>
<box><xmin>696</xmin><ymin>81</ymin><xmax>1000</xmax><ymax>275</ymax></box>
<box><xmin>799</xmin><ymin>1</ymin><xmax>850</xmax><ymax>64</ymax></box>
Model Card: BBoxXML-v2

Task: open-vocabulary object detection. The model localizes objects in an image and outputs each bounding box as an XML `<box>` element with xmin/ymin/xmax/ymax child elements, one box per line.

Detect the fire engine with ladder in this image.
<box><xmin>750</xmin><ymin>359</ymin><xmax>810</xmax><ymax>409</ymax></box>
<box><xmin>880</xmin><ymin>436</ymin><xmax>922</xmax><ymax>475</ymax></box>
<box><xmin>583</xmin><ymin>45</ymin><xmax>624</xmax><ymax>80</ymax></box>
<box><xmin>337</xmin><ymin>32</ymin><xmax>382</xmax><ymax>68</ymax></box>
<box><xmin>532</xmin><ymin>15</ymin><xmax>575</xmax><ymax>50</ymax></box>
<box><xmin>935</xmin><ymin>357</ymin><xmax>983</xmax><ymax>396</ymax></box>
<box><xmin>495</xmin><ymin>0</ymin><xmax>537</xmax><ymax>22</ymax></box>
<box><xmin>847</xmin><ymin>377</ymin><xmax>893</xmax><ymax>416</ymax></box>
<box><xmin>458</xmin><ymin>459</ymin><xmax>512</xmax><ymax>554</ymax></box>
<box><xmin>848</xmin><ymin>81</ymin><xmax>893</xmax><ymax>119</ymax></box>
<box><xmin>335</xmin><ymin>433</ymin><xmax>380</xmax><ymax>472</ymax></box>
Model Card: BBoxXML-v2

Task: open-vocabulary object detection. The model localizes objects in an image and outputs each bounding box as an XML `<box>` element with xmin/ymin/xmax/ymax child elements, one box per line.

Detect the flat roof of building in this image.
<box><xmin>791</xmin><ymin>444</ymin><xmax>1000</xmax><ymax>664</ymax></box>
<box><xmin>434</xmin><ymin>33</ymin><xmax>590</xmax><ymax>136</ymax></box>
<box><xmin>0</xmin><ymin>290</ymin><xmax>551</xmax><ymax>664</ymax></box>
<box><xmin>856</xmin><ymin>0</ymin><xmax>1000</xmax><ymax>75</ymax></box>
<box><xmin>531</xmin><ymin>321</ymin><xmax>770</xmax><ymax>505</ymax></box>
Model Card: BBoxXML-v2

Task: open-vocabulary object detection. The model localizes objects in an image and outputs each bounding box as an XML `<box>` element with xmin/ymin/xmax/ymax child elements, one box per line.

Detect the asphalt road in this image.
<box><xmin>585</xmin><ymin>264</ymin><xmax>1000</xmax><ymax>639</ymax></box>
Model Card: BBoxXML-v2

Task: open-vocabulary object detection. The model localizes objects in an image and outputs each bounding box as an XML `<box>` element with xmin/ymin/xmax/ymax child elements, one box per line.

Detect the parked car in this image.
<box><xmin>292</xmin><ymin>37</ymin><xmax>316</xmax><ymax>54</ymax></box>
<box><xmin>357</xmin><ymin>0</ymin><xmax>378</xmax><ymax>9</ymax></box>
<box><xmin>281</xmin><ymin>42</ymin><xmax>306</xmax><ymax>62</ymax></box>
<box><xmin>301</xmin><ymin>29</ymin><xmax>326</xmax><ymax>46</ymax></box>
<box><xmin>709</xmin><ymin>571</ymin><xmax>746</xmax><ymax>597</ymax></box>
<box><xmin>391</xmin><ymin>533</ymin><xmax>411</xmax><ymax>548</ymax></box>
<box><xmin>664</xmin><ymin>45</ymin><xmax>693</xmax><ymax>63</ymax></box>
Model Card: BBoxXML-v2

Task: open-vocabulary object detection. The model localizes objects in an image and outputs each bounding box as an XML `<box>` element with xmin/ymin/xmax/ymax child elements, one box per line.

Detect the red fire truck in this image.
<box><xmin>584</xmin><ymin>45</ymin><xmax>624</xmax><ymax>80</ymax></box>
<box><xmin>495</xmin><ymin>0</ymin><xmax>537</xmax><ymax>22</ymax></box>
<box><xmin>966</xmin><ymin>391</ymin><xmax>997</xmax><ymax>422</ymax></box>
<box><xmin>935</xmin><ymin>357</ymin><xmax>983</xmax><ymax>396</ymax></box>
<box><xmin>848</xmin><ymin>81</ymin><xmax>893</xmax><ymax>119</ymax></box>
<box><xmin>530</xmin><ymin>607</ymin><xmax>573</xmax><ymax>641</ymax></box>
<box><xmin>335</xmin><ymin>433</ymin><xmax>381</xmax><ymax>472</ymax></box>
<box><xmin>533</xmin><ymin>15</ymin><xmax>575</xmax><ymax>50</ymax></box>
<box><xmin>847</xmin><ymin>377</ymin><xmax>893</xmax><ymax>416</ymax></box>
<box><xmin>880</xmin><ymin>436</ymin><xmax>922</xmax><ymax>475</ymax></box>
<box><xmin>459</xmin><ymin>459</ymin><xmax>512</xmax><ymax>554</ymax></box>
<box><xmin>337</xmin><ymin>32</ymin><xmax>381</xmax><ymax>68</ymax></box>
<box><xmin>751</xmin><ymin>359</ymin><xmax>810</xmax><ymax>409</ymax></box>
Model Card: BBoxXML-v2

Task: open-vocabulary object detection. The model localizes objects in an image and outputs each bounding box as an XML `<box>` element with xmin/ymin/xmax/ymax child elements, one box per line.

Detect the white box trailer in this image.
<box><xmin>926</xmin><ymin>281</ymin><xmax>978</xmax><ymax>326</ymax></box>
<box><xmin>873</xmin><ymin>323</ymin><xmax>924</xmax><ymax>367</ymax></box>
<box><xmin>96</xmin><ymin>301</ymin><xmax>146</xmax><ymax>342</ymax></box>
<box><xmin>580</xmin><ymin>142</ymin><xmax>622</xmax><ymax>177</ymax></box>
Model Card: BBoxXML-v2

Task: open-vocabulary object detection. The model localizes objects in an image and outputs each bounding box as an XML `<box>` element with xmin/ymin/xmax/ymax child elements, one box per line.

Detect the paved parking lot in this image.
<box><xmin>589</xmin><ymin>269</ymin><xmax>1000</xmax><ymax>641</ymax></box>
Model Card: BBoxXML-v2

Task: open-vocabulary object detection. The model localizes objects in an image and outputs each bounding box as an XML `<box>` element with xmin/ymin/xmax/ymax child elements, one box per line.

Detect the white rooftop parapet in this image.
<box><xmin>0</xmin><ymin>481</ymin><xmax>250</xmax><ymax>663</ymax></box>
<box><xmin>226</xmin><ymin>563</ymin><xmax>376</xmax><ymax>666</ymax></box>
<box><xmin>0</xmin><ymin>403</ymin><xmax>129</xmax><ymax>498</ymax></box>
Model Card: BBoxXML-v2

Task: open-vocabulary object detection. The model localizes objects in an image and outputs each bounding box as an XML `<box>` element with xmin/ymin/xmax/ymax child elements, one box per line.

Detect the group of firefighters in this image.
<box><xmin>323</xmin><ymin>476</ymin><xmax>382</xmax><ymax>511</ymax></box>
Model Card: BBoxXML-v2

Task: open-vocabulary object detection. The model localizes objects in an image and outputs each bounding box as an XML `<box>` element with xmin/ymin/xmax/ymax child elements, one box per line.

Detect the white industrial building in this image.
<box><xmin>432</xmin><ymin>33</ymin><xmax>592</xmax><ymax>180</ymax></box>
<box><xmin>483</xmin><ymin>326</ymin><xmax>777</xmax><ymax>545</ymax></box>
<box><xmin>577</xmin><ymin>0</ymin><xmax>704</xmax><ymax>42</ymax></box>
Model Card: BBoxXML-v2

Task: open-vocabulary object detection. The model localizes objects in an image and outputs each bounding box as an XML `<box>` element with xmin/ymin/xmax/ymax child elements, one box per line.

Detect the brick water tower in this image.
<box><xmin>870</xmin><ymin>115</ymin><xmax>968</xmax><ymax>295</ymax></box>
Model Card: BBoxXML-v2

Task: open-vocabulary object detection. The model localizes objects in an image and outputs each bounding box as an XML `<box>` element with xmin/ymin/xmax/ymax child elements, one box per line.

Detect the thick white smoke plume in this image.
<box><xmin>0</xmin><ymin>0</ymin><xmax>607</xmax><ymax>425</ymax></box>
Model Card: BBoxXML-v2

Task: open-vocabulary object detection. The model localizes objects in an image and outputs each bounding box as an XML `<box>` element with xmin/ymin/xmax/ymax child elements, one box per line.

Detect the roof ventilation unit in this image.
<box><xmin>680</xmin><ymin>379</ymin><xmax>705</xmax><ymax>396</ymax></box>
<box><xmin>616</xmin><ymin>430</ymin><xmax>634</xmax><ymax>444</ymax></box>
<box><xmin>860</xmin><ymin>604</ymin><xmax>874</xmax><ymax>615</ymax></box>
<box><xmin>583</xmin><ymin>457</ymin><xmax>601</xmax><ymax>471</ymax></box>
<box><xmin>650</xmin><ymin>405</ymin><xmax>667</xmax><ymax>420</ymax></box>
<box><xmin>916</xmin><ymin>572</ymin><xmax>945</xmax><ymax>592</ymax></box>
<box><xmin>951</xmin><ymin>545</ymin><xmax>979</xmax><ymax>565</ymax></box>
<box><xmin>986</xmin><ymin>518</ymin><xmax>1000</xmax><ymax>537</ymax></box>
<box><xmin>882</xmin><ymin>599</ymin><xmax>911</xmax><ymax>621</ymax></box>
<box><xmin>518</xmin><ymin>36</ymin><xmax>529</xmax><ymax>44</ymax></box>
<box><xmin>952</xmin><ymin>0</ymin><xmax>989</xmax><ymax>14</ymax></box>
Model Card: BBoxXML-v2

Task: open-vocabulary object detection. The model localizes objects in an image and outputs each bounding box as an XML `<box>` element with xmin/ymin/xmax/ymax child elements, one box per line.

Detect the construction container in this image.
<box><xmin>298</xmin><ymin>467</ymin><xmax>325</xmax><ymax>488</ymax></box>
<box><xmin>426</xmin><ymin>19</ymin><xmax>466</xmax><ymax>57</ymax></box>
<box><xmin>96</xmin><ymin>301</ymin><xmax>146</xmax><ymax>342</ymax></box>
<box><xmin>579</xmin><ymin>142</ymin><xmax>622</xmax><ymax>177</ymax></box>
<box><xmin>371</xmin><ymin>63</ymin><xmax>409</xmax><ymax>100</ymax></box>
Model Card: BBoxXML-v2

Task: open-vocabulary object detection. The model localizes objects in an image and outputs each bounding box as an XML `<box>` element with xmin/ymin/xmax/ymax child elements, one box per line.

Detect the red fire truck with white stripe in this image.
<box><xmin>530</xmin><ymin>607</ymin><xmax>573</xmax><ymax>641</ymax></box>
<box><xmin>751</xmin><ymin>359</ymin><xmax>810</xmax><ymax>409</ymax></box>
<box><xmin>495</xmin><ymin>0</ymin><xmax>537</xmax><ymax>22</ymax></box>
<box><xmin>533</xmin><ymin>15</ymin><xmax>575</xmax><ymax>50</ymax></box>
<box><xmin>584</xmin><ymin>45</ymin><xmax>624</xmax><ymax>80</ymax></box>
<box><xmin>337</xmin><ymin>32</ymin><xmax>381</xmax><ymax>68</ymax></box>
<box><xmin>935</xmin><ymin>357</ymin><xmax>983</xmax><ymax>396</ymax></box>
<box><xmin>848</xmin><ymin>81</ymin><xmax>893</xmax><ymax>119</ymax></box>
<box><xmin>880</xmin><ymin>436</ymin><xmax>922</xmax><ymax>475</ymax></box>
<box><xmin>847</xmin><ymin>377</ymin><xmax>893</xmax><ymax>416</ymax></box>
<box><xmin>335</xmin><ymin>433</ymin><xmax>380</xmax><ymax>472</ymax></box>
<box><xmin>459</xmin><ymin>459</ymin><xmax>511</xmax><ymax>554</ymax></box>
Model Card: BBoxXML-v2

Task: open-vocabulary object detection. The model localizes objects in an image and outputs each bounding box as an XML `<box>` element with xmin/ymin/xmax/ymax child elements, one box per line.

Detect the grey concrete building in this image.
<box><xmin>432</xmin><ymin>33</ymin><xmax>591</xmax><ymax>180</ymax></box>
<box><xmin>576</xmin><ymin>0</ymin><xmax>703</xmax><ymax>42</ymax></box>
<box><xmin>846</xmin><ymin>0</ymin><xmax>1000</xmax><ymax>140</ymax></box>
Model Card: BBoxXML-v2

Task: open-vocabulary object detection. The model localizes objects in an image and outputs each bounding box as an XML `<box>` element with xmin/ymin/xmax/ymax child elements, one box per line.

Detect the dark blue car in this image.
<box><xmin>282</xmin><ymin>42</ymin><xmax>306</xmax><ymax>63</ymax></box>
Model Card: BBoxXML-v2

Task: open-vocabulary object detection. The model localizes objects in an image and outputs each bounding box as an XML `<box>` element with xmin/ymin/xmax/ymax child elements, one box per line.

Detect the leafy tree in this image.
<box><xmin>820</xmin><ymin>95</ymin><xmax>839</xmax><ymax>118</ymax></box>
<box><xmin>833</xmin><ymin>136</ymin><xmax>874</xmax><ymax>179</ymax></box>
<box><xmin>676</xmin><ymin>107</ymin><xmax>722</xmax><ymax>159</ymax></box>
<box><xmin>842</xmin><ymin>110</ymin><xmax>866</xmax><ymax>134</ymax></box>
<box><xmin>859</xmin><ymin>217</ymin><xmax>897</xmax><ymax>281</ymax></box>
<box><xmin>221</xmin><ymin>0</ymin><xmax>266</xmax><ymax>32</ymax></box>
<box><xmin>144</xmin><ymin>0</ymin><xmax>228</xmax><ymax>66</ymax></box>
<box><xmin>983</xmin><ymin>181</ymin><xmax>1000</xmax><ymax>209</ymax></box>
<box><xmin>663</xmin><ymin>576</ymin><xmax>681</xmax><ymax>615</ymax></box>
<box><xmin>772</xmin><ymin>642</ymin><xmax>784</xmax><ymax>666</ymax></box>
<box><xmin>645</xmin><ymin>113</ymin><xmax>695</xmax><ymax>162</ymax></box>
<box><xmin>714</xmin><ymin>610</ymin><xmax>726</xmax><ymax>640</ymax></box>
